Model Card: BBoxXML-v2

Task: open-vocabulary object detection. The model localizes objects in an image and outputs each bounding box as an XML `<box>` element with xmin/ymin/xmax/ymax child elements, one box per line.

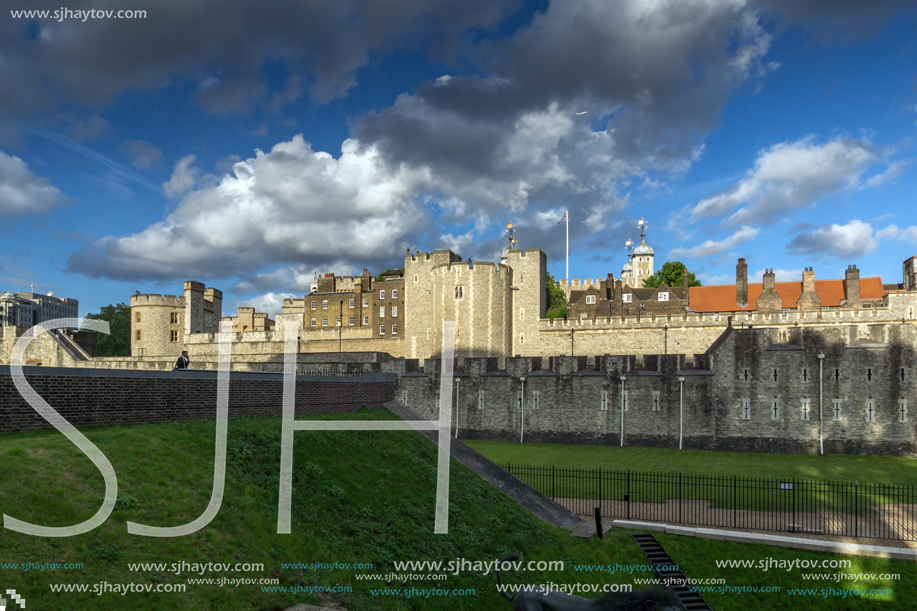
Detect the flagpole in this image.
<box><xmin>565</xmin><ymin>209</ymin><xmax>569</xmax><ymax>280</ymax></box>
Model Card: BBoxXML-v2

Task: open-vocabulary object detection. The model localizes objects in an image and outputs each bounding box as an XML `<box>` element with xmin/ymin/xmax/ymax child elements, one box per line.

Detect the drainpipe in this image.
<box><xmin>619</xmin><ymin>375</ymin><xmax>626</xmax><ymax>447</ymax></box>
<box><xmin>818</xmin><ymin>352</ymin><xmax>825</xmax><ymax>455</ymax></box>
<box><xmin>454</xmin><ymin>377</ymin><xmax>461</xmax><ymax>439</ymax></box>
<box><xmin>520</xmin><ymin>376</ymin><xmax>526</xmax><ymax>443</ymax></box>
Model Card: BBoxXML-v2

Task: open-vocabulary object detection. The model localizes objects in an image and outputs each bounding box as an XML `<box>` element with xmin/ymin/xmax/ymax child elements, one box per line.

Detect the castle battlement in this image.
<box><xmin>559</xmin><ymin>278</ymin><xmax>600</xmax><ymax>287</ymax></box>
<box><xmin>430</xmin><ymin>260</ymin><xmax>510</xmax><ymax>275</ymax></box>
<box><xmin>130</xmin><ymin>294</ymin><xmax>184</xmax><ymax>307</ymax></box>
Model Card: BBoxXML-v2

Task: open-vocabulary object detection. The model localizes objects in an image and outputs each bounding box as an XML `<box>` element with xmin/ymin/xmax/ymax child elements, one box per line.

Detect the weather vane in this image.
<box><xmin>507</xmin><ymin>220</ymin><xmax>517</xmax><ymax>249</ymax></box>
<box><xmin>638</xmin><ymin>217</ymin><xmax>648</xmax><ymax>237</ymax></box>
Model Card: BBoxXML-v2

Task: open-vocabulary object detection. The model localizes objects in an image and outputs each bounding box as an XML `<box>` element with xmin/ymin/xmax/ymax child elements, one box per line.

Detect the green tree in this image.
<box><xmin>546</xmin><ymin>271</ymin><xmax>567</xmax><ymax>319</ymax></box>
<box><xmin>84</xmin><ymin>302</ymin><xmax>131</xmax><ymax>357</ymax></box>
<box><xmin>642</xmin><ymin>261</ymin><xmax>702</xmax><ymax>288</ymax></box>
<box><xmin>376</xmin><ymin>267</ymin><xmax>405</xmax><ymax>281</ymax></box>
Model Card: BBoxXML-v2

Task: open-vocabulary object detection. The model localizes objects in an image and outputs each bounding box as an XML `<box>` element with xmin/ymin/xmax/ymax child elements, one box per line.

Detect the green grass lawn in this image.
<box><xmin>464</xmin><ymin>440</ymin><xmax>917</xmax><ymax>486</ymax></box>
<box><xmin>3</xmin><ymin>413</ymin><xmax>916</xmax><ymax>610</ymax></box>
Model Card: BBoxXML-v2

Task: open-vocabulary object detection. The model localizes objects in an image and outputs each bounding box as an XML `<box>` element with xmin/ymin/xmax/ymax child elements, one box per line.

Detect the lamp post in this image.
<box><xmin>620</xmin><ymin>376</ymin><xmax>626</xmax><ymax>447</ymax></box>
<box><xmin>818</xmin><ymin>353</ymin><xmax>825</xmax><ymax>455</ymax></box>
<box><xmin>455</xmin><ymin>377</ymin><xmax>461</xmax><ymax>439</ymax></box>
<box><xmin>678</xmin><ymin>376</ymin><xmax>685</xmax><ymax>450</ymax></box>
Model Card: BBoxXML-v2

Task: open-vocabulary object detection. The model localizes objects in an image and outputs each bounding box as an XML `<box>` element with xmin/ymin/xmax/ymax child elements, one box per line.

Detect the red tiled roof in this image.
<box><xmin>688</xmin><ymin>277</ymin><xmax>886</xmax><ymax>313</ymax></box>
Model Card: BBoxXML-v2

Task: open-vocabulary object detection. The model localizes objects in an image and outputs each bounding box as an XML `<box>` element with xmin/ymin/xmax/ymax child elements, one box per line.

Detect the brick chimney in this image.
<box><xmin>796</xmin><ymin>267</ymin><xmax>821</xmax><ymax>311</ymax></box>
<box><xmin>844</xmin><ymin>265</ymin><xmax>860</xmax><ymax>307</ymax></box>
<box><xmin>736</xmin><ymin>258</ymin><xmax>748</xmax><ymax>307</ymax></box>
<box><xmin>683</xmin><ymin>266</ymin><xmax>689</xmax><ymax>289</ymax></box>
<box><xmin>756</xmin><ymin>268</ymin><xmax>782</xmax><ymax>313</ymax></box>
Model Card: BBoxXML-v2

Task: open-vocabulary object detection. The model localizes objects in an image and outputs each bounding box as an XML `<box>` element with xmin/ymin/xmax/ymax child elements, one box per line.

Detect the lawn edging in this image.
<box><xmin>612</xmin><ymin>520</ymin><xmax>917</xmax><ymax>561</ymax></box>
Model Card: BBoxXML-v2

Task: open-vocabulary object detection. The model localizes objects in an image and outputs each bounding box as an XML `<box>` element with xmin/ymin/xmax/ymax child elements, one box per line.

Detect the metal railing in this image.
<box><xmin>503</xmin><ymin>465</ymin><xmax>917</xmax><ymax>541</ymax></box>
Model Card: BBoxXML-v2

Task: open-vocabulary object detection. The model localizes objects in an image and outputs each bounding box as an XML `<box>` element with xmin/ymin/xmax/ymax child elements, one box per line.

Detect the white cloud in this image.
<box><xmin>68</xmin><ymin>135</ymin><xmax>431</xmax><ymax>282</ymax></box>
<box><xmin>233</xmin><ymin>292</ymin><xmax>298</xmax><ymax>318</ymax></box>
<box><xmin>0</xmin><ymin>151</ymin><xmax>69</xmax><ymax>216</ymax></box>
<box><xmin>751</xmin><ymin>267</ymin><xmax>804</xmax><ymax>283</ymax></box>
<box><xmin>787</xmin><ymin>220</ymin><xmax>880</xmax><ymax>258</ymax></box>
<box><xmin>691</xmin><ymin>136</ymin><xmax>886</xmax><ymax>226</ymax></box>
<box><xmin>163</xmin><ymin>155</ymin><xmax>202</xmax><ymax>197</ymax></box>
<box><xmin>121</xmin><ymin>140</ymin><xmax>163</xmax><ymax>170</ymax></box>
<box><xmin>669</xmin><ymin>226</ymin><xmax>760</xmax><ymax>258</ymax></box>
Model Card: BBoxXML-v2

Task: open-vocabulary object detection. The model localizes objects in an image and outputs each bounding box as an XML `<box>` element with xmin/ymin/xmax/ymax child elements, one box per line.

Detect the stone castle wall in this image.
<box><xmin>395</xmin><ymin>323</ymin><xmax>917</xmax><ymax>455</ymax></box>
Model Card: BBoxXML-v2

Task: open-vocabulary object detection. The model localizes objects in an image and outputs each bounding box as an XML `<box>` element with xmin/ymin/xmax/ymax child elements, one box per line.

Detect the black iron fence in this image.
<box><xmin>502</xmin><ymin>465</ymin><xmax>917</xmax><ymax>542</ymax></box>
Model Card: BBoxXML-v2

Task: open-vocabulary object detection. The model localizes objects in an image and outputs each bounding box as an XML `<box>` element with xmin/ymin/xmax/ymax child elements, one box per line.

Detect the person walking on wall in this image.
<box><xmin>175</xmin><ymin>350</ymin><xmax>189</xmax><ymax>370</ymax></box>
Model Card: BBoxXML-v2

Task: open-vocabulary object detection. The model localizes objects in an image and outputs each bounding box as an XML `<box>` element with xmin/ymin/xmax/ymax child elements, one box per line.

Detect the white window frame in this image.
<box><xmin>392</xmin><ymin>324</ymin><xmax>397</xmax><ymax>334</ymax></box>
<box><xmin>658</xmin><ymin>292</ymin><xmax>669</xmax><ymax>302</ymax></box>
<box><xmin>349</xmin><ymin>298</ymin><xmax>354</xmax><ymax>308</ymax></box>
<box><xmin>585</xmin><ymin>294</ymin><xmax>596</xmax><ymax>304</ymax></box>
<box><xmin>379</xmin><ymin>325</ymin><xmax>385</xmax><ymax>335</ymax></box>
<box><xmin>622</xmin><ymin>294</ymin><xmax>632</xmax><ymax>303</ymax></box>
<box><xmin>380</xmin><ymin>290</ymin><xmax>385</xmax><ymax>299</ymax></box>
<box><xmin>380</xmin><ymin>306</ymin><xmax>385</xmax><ymax>317</ymax></box>
<box><xmin>348</xmin><ymin>316</ymin><xmax>354</xmax><ymax>326</ymax></box>
<box><xmin>322</xmin><ymin>300</ymin><xmax>328</xmax><ymax>310</ymax></box>
<box><xmin>363</xmin><ymin>298</ymin><xmax>369</xmax><ymax>307</ymax></box>
<box><xmin>335</xmin><ymin>316</ymin><xmax>341</xmax><ymax>326</ymax></box>
<box><xmin>321</xmin><ymin>317</ymin><xmax>328</xmax><ymax>326</ymax></box>
<box><xmin>363</xmin><ymin>315</ymin><xmax>369</xmax><ymax>325</ymax></box>
<box><xmin>392</xmin><ymin>289</ymin><xmax>398</xmax><ymax>298</ymax></box>
<box><xmin>310</xmin><ymin>318</ymin><xmax>316</xmax><ymax>327</ymax></box>
<box><xmin>311</xmin><ymin>301</ymin><xmax>316</xmax><ymax>310</ymax></box>
<box><xmin>392</xmin><ymin>306</ymin><xmax>398</xmax><ymax>318</ymax></box>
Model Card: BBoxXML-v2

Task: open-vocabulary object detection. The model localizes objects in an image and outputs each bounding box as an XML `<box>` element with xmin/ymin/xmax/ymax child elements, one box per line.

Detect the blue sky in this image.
<box><xmin>3</xmin><ymin>0</ymin><xmax>917</xmax><ymax>317</ymax></box>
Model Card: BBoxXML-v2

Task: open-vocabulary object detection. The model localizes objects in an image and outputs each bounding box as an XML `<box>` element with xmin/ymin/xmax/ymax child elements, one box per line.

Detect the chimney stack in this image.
<box><xmin>756</xmin><ymin>268</ymin><xmax>782</xmax><ymax>313</ymax></box>
<box><xmin>736</xmin><ymin>258</ymin><xmax>748</xmax><ymax>307</ymax></box>
<box><xmin>796</xmin><ymin>267</ymin><xmax>821</xmax><ymax>311</ymax></box>
<box><xmin>845</xmin><ymin>265</ymin><xmax>860</xmax><ymax>307</ymax></box>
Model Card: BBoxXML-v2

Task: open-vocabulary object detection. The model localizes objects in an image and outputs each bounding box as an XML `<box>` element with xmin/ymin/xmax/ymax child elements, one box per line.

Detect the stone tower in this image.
<box><xmin>631</xmin><ymin>217</ymin><xmax>655</xmax><ymax>288</ymax></box>
<box><xmin>504</xmin><ymin>248</ymin><xmax>547</xmax><ymax>355</ymax></box>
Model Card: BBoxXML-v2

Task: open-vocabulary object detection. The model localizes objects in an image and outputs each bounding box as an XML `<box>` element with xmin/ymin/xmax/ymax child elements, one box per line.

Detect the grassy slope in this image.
<box><xmin>0</xmin><ymin>411</ymin><xmax>656</xmax><ymax>610</ymax></box>
<box><xmin>464</xmin><ymin>441</ymin><xmax>917</xmax><ymax>486</ymax></box>
<box><xmin>3</xmin><ymin>413</ymin><xmax>916</xmax><ymax>610</ymax></box>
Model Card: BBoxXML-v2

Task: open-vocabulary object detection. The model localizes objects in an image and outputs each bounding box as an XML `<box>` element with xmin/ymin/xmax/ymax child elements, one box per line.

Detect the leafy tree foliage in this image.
<box><xmin>642</xmin><ymin>261</ymin><xmax>702</xmax><ymax>288</ymax></box>
<box><xmin>546</xmin><ymin>271</ymin><xmax>567</xmax><ymax>319</ymax></box>
<box><xmin>84</xmin><ymin>302</ymin><xmax>131</xmax><ymax>357</ymax></box>
<box><xmin>376</xmin><ymin>267</ymin><xmax>405</xmax><ymax>281</ymax></box>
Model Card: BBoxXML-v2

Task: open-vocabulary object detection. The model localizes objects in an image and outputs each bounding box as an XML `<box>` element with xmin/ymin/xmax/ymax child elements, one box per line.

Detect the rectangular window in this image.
<box><xmin>832</xmin><ymin>398</ymin><xmax>842</xmax><ymax>421</ymax></box>
<box><xmin>741</xmin><ymin>398</ymin><xmax>751</xmax><ymax>420</ymax></box>
<box><xmin>363</xmin><ymin>298</ymin><xmax>369</xmax><ymax>307</ymax></box>
<box><xmin>899</xmin><ymin>399</ymin><xmax>908</xmax><ymax>423</ymax></box>
<box><xmin>170</xmin><ymin>330</ymin><xmax>178</xmax><ymax>342</ymax></box>
<box><xmin>311</xmin><ymin>301</ymin><xmax>316</xmax><ymax>310</ymax></box>
<box><xmin>380</xmin><ymin>290</ymin><xmax>385</xmax><ymax>299</ymax></box>
<box><xmin>622</xmin><ymin>294</ymin><xmax>632</xmax><ymax>303</ymax></box>
<box><xmin>135</xmin><ymin>312</ymin><xmax>141</xmax><ymax>322</ymax></box>
<box><xmin>781</xmin><ymin>308</ymin><xmax>788</xmax><ymax>317</ymax></box>
<box><xmin>392</xmin><ymin>289</ymin><xmax>398</xmax><ymax>298</ymax></box>
<box><xmin>349</xmin><ymin>299</ymin><xmax>354</xmax><ymax>308</ymax></box>
<box><xmin>363</xmin><ymin>315</ymin><xmax>369</xmax><ymax>325</ymax></box>
<box><xmin>455</xmin><ymin>286</ymin><xmax>464</xmax><ymax>299</ymax></box>
<box><xmin>401</xmin><ymin>391</ymin><xmax>408</xmax><ymax>406</ymax></box>
<box><xmin>321</xmin><ymin>317</ymin><xmax>328</xmax><ymax>326</ymax></box>
<box><xmin>652</xmin><ymin>390</ymin><xmax>660</xmax><ymax>412</ymax></box>
<box><xmin>349</xmin><ymin>316</ymin><xmax>354</xmax><ymax>326</ymax></box>
<box><xmin>392</xmin><ymin>306</ymin><xmax>398</xmax><ymax>317</ymax></box>
<box><xmin>533</xmin><ymin>391</ymin><xmax>540</xmax><ymax>410</ymax></box>
<box><xmin>392</xmin><ymin>324</ymin><xmax>397</xmax><ymax>334</ymax></box>
<box><xmin>801</xmin><ymin>397</ymin><xmax>811</xmax><ymax>421</ymax></box>
<box><xmin>586</xmin><ymin>294</ymin><xmax>596</xmax><ymax>304</ymax></box>
<box><xmin>380</xmin><ymin>306</ymin><xmax>385</xmax><ymax>317</ymax></box>
<box><xmin>600</xmin><ymin>392</ymin><xmax>608</xmax><ymax>411</ymax></box>
<box><xmin>170</xmin><ymin>312</ymin><xmax>179</xmax><ymax>324</ymax></box>
<box><xmin>322</xmin><ymin>300</ymin><xmax>328</xmax><ymax>310</ymax></box>
<box><xmin>135</xmin><ymin>329</ymin><xmax>141</xmax><ymax>340</ymax></box>
<box><xmin>310</xmin><ymin>318</ymin><xmax>316</xmax><ymax>327</ymax></box>
<box><xmin>335</xmin><ymin>316</ymin><xmax>341</xmax><ymax>326</ymax></box>
<box><xmin>379</xmin><ymin>325</ymin><xmax>385</xmax><ymax>335</ymax></box>
<box><xmin>658</xmin><ymin>292</ymin><xmax>669</xmax><ymax>302</ymax></box>
<box><xmin>866</xmin><ymin>398</ymin><xmax>876</xmax><ymax>422</ymax></box>
<box><xmin>478</xmin><ymin>390</ymin><xmax>485</xmax><ymax>409</ymax></box>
